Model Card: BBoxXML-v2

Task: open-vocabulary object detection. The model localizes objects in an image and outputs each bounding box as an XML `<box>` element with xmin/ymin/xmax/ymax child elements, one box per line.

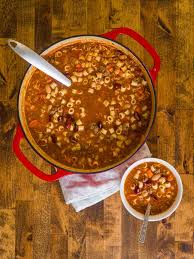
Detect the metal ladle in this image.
<box><xmin>138</xmin><ymin>203</ymin><xmax>151</xmax><ymax>243</ymax></box>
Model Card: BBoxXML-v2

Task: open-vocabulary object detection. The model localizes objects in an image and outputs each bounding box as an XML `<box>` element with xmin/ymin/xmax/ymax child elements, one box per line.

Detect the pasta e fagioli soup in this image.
<box><xmin>120</xmin><ymin>158</ymin><xmax>183</xmax><ymax>221</ymax></box>
<box><xmin>19</xmin><ymin>36</ymin><xmax>156</xmax><ymax>173</ymax></box>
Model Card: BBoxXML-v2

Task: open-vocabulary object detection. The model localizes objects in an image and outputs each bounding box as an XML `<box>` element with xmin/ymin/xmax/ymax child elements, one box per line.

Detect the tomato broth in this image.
<box><xmin>24</xmin><ymin>41</ymin><xmax>152</xmax><ymax>170</ymax></box>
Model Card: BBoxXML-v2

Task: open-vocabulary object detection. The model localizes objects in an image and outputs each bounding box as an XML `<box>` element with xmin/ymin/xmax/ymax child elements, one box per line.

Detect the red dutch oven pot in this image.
<box><xmin>13</xmin><ymin>27</ymin><xmax>160</xmax><ymax>182</ymax></box>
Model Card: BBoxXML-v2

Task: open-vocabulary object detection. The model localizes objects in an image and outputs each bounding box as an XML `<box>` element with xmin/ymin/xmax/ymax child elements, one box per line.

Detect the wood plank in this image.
<box><xmin>121</xmin><ymin>208</ymin><xmax>140</xmax><ymax>259</ymax></box>
<box><xmin>0</xmin><ymin>0</ymin><xmax>16</xmax><ymax>38</ymax></box>
<box><xmin>68</xmin><ymin>208</ymin><xmax>86</xmax><ymax>259</ymax></box>
<box><xmin>52</xmin><ymin>0</ymin><xmax>69</xmax><ymax>40</ymax></box>
<box><xmin>140</xmin><ymin>0</ymin><xmax>158</xmax><ymax>156</ymax></box>
<box><xmin>175</xmin><ymin>175</ymin><xmax>194</xmax><ymax>242</ymax></box>
<box><xmin>138</xmin><ymin>222</ymin><xmax>158</xmax><ymax>259</ymax></box>
<box><xmin>50</xmin><ymin>183</ymin><xmax>68</xmax><ymax>257</ymax></box>
<box><xmin>15</xmin><ymin>201</ymin><xmax>33</xmax><ymax>259</ymax></box>
<box><xmin>16</xmin><ymin>0</ymin><xmax>35</xmax><ymax>75</ymax></box>
<box><xmin>68</xmin><ymin>0</ymin><xmax>87</xmax><ymax>30</ymax></box>
<box><xmin>156</xmin><ymin>0</ymin><xmax>176</xmax><ymax>164</ymax></box>
<box><xmin>85</xmin><ymin>203</ymin><xmax>104</xmax><ymax>259</ymax></box>
<box><xmin>175</xmin><ymin>110</ymin><xmax>194</xmax><ymax>175</ymax></box>
<box><xmin>0</xmin><ymin>42</ymin><xmax>17</xmax><ymax>100</ymax></box>
<box><xmin>51</xmin><ymin>183</ymin><xmax>69</xmax><ymax>234</ymax></box>
<box><xmin>119</xmin><ymin>0</ymin><xmax>142</xmax><ymax>59</ymax></box>
<box><xmin>175</xmin><ymin>0</ymin><xmax>194</xmax><ymax>110</ymax></box>
<box><xmin>175</xmin><ymin>241</ymin><xmax>193</xmax><ymax>259</ymax></box>
<box><xmin>35</xmin><ymin>0</ymin><xmax>52</xmax><ymax>52</ymax></box>
<box><xmin>0</xmin><ymin>101</ymin><xmax>17</xmax><ymax>208</ymax></box>
<box><xmin>108</xmin><ymin>0</ymin><xmax>123</xmax><ymax>29</ymax></box>
<box><xmin>87</xmin><ymin>0</ymin><xmax>109</xmax><ymax>34</ymax></box>
<box><xmin>0</xmin><ymin>209</ymin><xmax>15</xmax><ymax>259</ymax></box>
<box><xmin>156</xmin><ymin>216</ymin><xmax>176</xmax><ymax>258</ymax></box>
<box><xmin>52</xmin><ymin>0</ymin><xmax>87</xmax><ymax>42</ymax></box>
<box><xmin>33</xmin><ymin>183</ymin><xmax>51</xmax><ymax>259</ymax></box>
<box><xmin>51</xmin><ymin>234</ymin><xmax>68</xmax><ymax>259</ymax></box>
<box><xmin>104</xmin><ymin>193</ymin><xmax>121</xmax><ymax>259</ymax></box>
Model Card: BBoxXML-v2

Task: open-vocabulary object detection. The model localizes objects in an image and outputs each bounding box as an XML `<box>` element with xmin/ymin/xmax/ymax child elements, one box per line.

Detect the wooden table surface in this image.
<box><xmin>0</xmin><ymin>0</ymin><xmax>193</xmax><ymax>258</ymax></box>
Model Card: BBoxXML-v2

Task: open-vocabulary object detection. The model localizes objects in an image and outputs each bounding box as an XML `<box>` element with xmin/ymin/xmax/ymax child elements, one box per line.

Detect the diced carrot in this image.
<box><xmin>135</xmin><ymin>106</ymin><xmax>141</xmax><ymax>113</ymax></box>
<box><xmin>167</xmin><ymin>175</ymin><xmax>174</xmax><ymax>181</ymax></box>
<box><xmin>128</xmin><ymin>194</ymin><xmax>137</xmax><ymax>198</ymax></box>
<box><xmin>29</xmin><ymin>120</ymin><xmax>41</xmax><ymax>128</ymax></box>
<box><xmin>119</xmin><ymin>70</ymin><xmax>123</xmax><ymax>76</ymax></box>
<box><xmin>146</xmin><ymin>169</ymin><xmax>154</xmax><ymax>178</ymax></box>
<box><xmin>106</xmin><ymin>64</ymin><xmax>114</xmax><ymax>72</ymax></box>
<box><xmin>75</xmin><ymin>64</ymin><xmax>83</xmax><ymax>72</ymax></box>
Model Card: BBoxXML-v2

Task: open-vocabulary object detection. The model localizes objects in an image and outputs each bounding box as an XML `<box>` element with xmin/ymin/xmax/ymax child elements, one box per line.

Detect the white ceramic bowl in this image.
<box><xmin>120</xmin><ymin>158</ymin><xmax>183</xmax><ymax>221</ymax></box>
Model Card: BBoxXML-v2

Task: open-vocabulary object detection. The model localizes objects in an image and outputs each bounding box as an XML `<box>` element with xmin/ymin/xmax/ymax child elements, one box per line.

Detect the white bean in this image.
<box><xmin>76</xmin><ymin>119</ymin><xmax>82</xmax><ymax>126</ymax></box>
<box><xmin>159</xmin><ymin>177</ymin><xmax>166</xmax><ymax>184</ymax></box>
<box><xmin>152</xmin><ymin>174</ymin><xmax>161</xmax><ymax>181</ymax></box>
<box><xmin>165</xmin><ymin>182</ymin><xmax>171</xmax><ymax>188</ymax></box>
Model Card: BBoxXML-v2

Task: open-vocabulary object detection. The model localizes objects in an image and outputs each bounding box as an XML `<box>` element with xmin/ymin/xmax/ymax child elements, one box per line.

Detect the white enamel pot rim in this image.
<box><xmin>120</xmin><ymin>158</ymin><xmax>183</xmax><ymax>221</ymax></box>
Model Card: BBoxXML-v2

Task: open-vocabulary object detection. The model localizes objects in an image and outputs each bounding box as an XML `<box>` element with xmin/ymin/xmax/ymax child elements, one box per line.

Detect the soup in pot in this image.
<box><xmin>24</xmin><ymin>41</ymin><xmax>152</xmax><ymax>170</ymax></box>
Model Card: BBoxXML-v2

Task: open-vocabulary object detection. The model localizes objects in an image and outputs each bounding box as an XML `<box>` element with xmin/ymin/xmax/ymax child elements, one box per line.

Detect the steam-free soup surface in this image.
<box><xmin>24</xmin><ymin>41</ymin><xmax>152</xmax><ymax>170</ymax></box>
<box><xmin>124</xmin><ymin>162</ymin><xmax>178</xmax><ymax>215</ymax></box>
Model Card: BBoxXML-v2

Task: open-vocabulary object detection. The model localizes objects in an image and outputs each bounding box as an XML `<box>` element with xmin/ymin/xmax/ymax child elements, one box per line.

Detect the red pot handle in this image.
<box><xmin>13</xmin><ymin>125</ymin><xmax>72</xmax><ymax>182</ymax></box>
<box><xmin>102</xmin><ymin>27</ymin><xmax>160</xmax><ymax>82</ymax></box>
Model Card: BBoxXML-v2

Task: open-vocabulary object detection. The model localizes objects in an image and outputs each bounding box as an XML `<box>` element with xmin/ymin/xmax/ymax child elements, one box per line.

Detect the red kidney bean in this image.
<box><xmin>51</xmin><ymin>134</ymin><xmax>57</xmax><ymax>144</ymax></box>
<box><xmin>145</xmin><ymin>179</ymin><xmax>152</xmax><ymax>184</ymax></box>
<box><xmin>122</xmin><ymin>129</ymin><xmax>129</xmax><ymax>136</ymax></box>
<box><xmin>116</xmin><ymin>50</ymin><xmax>122</xmax><ymax>56</ymax></box>
<box><xmin>74</xmin><ymin>123</ymin><xmax>78</xmax><ymax>132</ymax></box>
<box><xmin>134</xmin><ymin>186</ymin><xmax>140</xmax><ymax>194</ymax></box>
<box><xmin>58</xmin><ymin>115</ymin><xmax>64</xmax><ymax>122</ymax></box>
<box><xmin>65</xmin><ymin>114</ymin><xmax>75</xmax><ymax>129</ymax></box>
<box><xmin>97</xmin><ymin>121</ymin><xmax>103</xmax><ymax>129</ymax></box>
<box><xmin>75</xmin><ymin>64</ymin><xmax>83</xmax><ymax>72</ymax></box>
<box><xmin>65</xmin><ymin>119</ymin><xmax>72</xmax><ymax>129</ymax></box>
<box><xmin>150</xmin><ymin>194</ymin><xmax>158</xmax><ymax>201</ymax></box>
<box><xmin>134</xmin><ymin>111</ymin><xmax>141</xmax><ymax>121</ymax></box>
<box><xmin>48</xmin><ymin>114</ymin><xmax>52</xmax><ymax>122</ymax></box>
<box><xmin>70</xmin><ymin>136</ymin><xmax>77</xmax><ymax>144</ymax></box>
<box><xmin>114</xmin><ymin>82</ymin><xmax>121</xmax><ymax>89</ymax></box>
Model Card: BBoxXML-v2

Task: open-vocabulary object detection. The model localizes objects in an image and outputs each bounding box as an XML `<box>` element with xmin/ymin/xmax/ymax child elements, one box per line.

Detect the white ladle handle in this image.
<box><xmin>8</xmin><ymin>39</ymin><xmax>71</xmax><ymax>87</ymax></box>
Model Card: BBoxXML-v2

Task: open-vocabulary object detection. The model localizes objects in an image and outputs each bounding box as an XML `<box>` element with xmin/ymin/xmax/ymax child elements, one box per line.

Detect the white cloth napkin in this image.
<box><xmin>59</xmin><ymin>144</ymin><xmax>152</xmax><ymax>212</ymax></box>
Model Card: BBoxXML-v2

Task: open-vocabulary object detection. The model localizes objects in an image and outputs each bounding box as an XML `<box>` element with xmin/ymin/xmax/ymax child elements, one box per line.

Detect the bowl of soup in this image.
<box><xmin>14</xmin><ymin>28</ymin><xmax>160</xmax><ymax>180</ymax></box>
<box><xmin>120</xmin><ymin>158</ymin><xmax>183</xmax><ymax>221</ymax></box>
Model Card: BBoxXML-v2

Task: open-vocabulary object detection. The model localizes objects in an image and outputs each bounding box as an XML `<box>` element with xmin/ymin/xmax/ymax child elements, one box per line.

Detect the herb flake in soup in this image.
<box><xmin>24</xmin><ymin>41</ymin><xmax>152</xmax><ymax>170</ymax></box>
